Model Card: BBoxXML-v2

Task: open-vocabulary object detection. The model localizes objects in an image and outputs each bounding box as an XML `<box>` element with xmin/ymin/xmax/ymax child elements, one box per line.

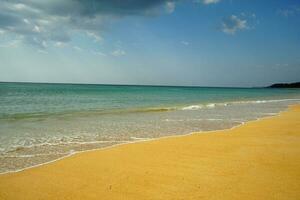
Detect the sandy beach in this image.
<box><xmin>0</xmin><ymin>104</ymin><xmax>299</xmax><ymax>199</ymax></box>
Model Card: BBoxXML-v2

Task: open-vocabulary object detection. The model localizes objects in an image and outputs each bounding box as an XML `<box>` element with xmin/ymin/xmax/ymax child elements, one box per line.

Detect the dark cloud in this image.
<box><xmin>75</xmin><ymin>0</ymin><xmax>169</xmax><ymax>16</ymax></box>
<box><xmin>0</xmin><ymin>0</ymin><xmax>176</xmax><ymax>48</ymax></box>
<box><xmin>0</xmin><ymin>11</ymin><xmax>23</xmax><ymax>27</ymax></box>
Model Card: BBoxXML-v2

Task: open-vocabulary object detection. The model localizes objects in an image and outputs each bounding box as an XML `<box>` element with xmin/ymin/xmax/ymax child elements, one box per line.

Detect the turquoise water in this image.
<box><xmin>1</xmin><ymin>82</ymin><xmax>300</xmax><ymax>173</ymax></box>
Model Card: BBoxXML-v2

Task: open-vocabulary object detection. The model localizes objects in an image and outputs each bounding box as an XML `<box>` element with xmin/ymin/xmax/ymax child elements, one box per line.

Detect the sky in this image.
<box><xmin>0</xmin><ymin>0</ymin><xmax>299</xmax><ymax>87</ymax></box>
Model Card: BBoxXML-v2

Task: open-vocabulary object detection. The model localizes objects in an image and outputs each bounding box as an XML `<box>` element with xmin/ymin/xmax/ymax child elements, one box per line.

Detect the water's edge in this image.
<box><xmin>0</xmin><ymin>103</ymin><xmax>295</xmax><ymax>176</ymax></box>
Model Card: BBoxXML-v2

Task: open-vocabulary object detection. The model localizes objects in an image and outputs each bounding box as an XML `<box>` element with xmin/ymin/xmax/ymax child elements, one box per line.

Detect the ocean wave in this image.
<box><xmin>181</xmin><ymin>105</ymin><xmax>203</xmax><ymax>110</ymax></box>
<box><xmin>1</xmin><ymin>98</ymin><xmax>299</xmax><ymax>121</ymax></box>
<box><xmin>165</xmin><ymin>118</ymin><xmax>225</xmax><ymax>122</ymax></box>
<box><xmin>1</xmin><ymin>140</ymin><xmax>133</xmax><ymax>155</ymax></box>
<box><xmin>0</xmin><ymin>152</ymin><xmax>71</xmax><ymax>158</ymax></box>
<box><xmin>0</xmin><ymin>106</ymin><xmax>177</xmax><ymax>121</ymax></box>
<box><xmin>164</xmin><ymin>119</ymin><xmax>185</xmax><ymax>122</ymax></box>
<box><xmin>141</xmin><ymin>98</ymin><xmax>300</xmax><ymax>112</ymax></box>
<box><xmin>233</xmin><ymin>98</ymin><xmax>300</xmax><ymax>104</ymax></box>
<box><xmin>130</xmin><ymin>137</ymin><xmax>151</xmax><ymax>140</ymax></box>
<box><xmin>179</xmin><ymin>98</ymin><xmax>300</xmax><ymax>111</ymax></box>
<box><xmin>181</xmin><ymin>103</ymin><xmax>228</xmax><ymax>110</ymax></box>
<box><xmin>133</xmin><ymin>107</ymin><xmax>175</xmax><ymax>113</ymax></box>
<box><xmin>0</xmin><ymin>137</ymin><xmax>152</xmax><ymax>159</ymax></box>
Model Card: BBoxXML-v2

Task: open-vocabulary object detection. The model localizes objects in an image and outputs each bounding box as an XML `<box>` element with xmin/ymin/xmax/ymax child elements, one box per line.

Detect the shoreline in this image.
<box><xmin>0</xmin><ymin>104</ymin><xmax>293</xmax><ymax>175</ymax></box>
<box><xmin>1</xmin><ymin>104</ymin><xmax>300</xmax><ymax>199</ymax></box>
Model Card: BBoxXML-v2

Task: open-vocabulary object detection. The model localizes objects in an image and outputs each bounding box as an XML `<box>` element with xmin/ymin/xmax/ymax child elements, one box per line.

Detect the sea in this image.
<box><xmin>1</xmin><ymin>82</ymin><xmax>300</xmax><ymax>173</ymax></box>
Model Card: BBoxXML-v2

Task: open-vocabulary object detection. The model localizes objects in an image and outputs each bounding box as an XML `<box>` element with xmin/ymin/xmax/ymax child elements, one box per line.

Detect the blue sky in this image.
<box><xmin>0</xmin><ymin>0</ymin><xmax>299</xmax><ymax>87</ymax></box>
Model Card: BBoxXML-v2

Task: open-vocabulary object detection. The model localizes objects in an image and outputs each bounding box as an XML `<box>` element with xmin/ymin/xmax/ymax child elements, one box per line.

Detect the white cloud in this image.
<box><xmin>92</xmin><ymin>50</ymin><xmax>107</xmax><ymax>56</ymax></box>
<box><xmin>12</xmin><ymin>3</ymin><xmax>27</xmax><ymax>10</ymax></box>
<box><xmin>181</xmin><ymin>41</ymin><xmax>189</xmax><ymax>45</ymax></box>
<box><xmin>276</xmin><ymin>63</ymin><xmax>289</xmax><ymax>67</ymax></box>
<box><xmin>278</xmin><ymin>9</ymin><xmax>294</xmax><ymax>17</ymax></box>
<box><xmin>23</xmin><ymin>18</ymin><xmax>30</xmax><ymax>24</ymax></box>
<box><xmin>54</xmin><ymin>41</ymin><xmax>67</xmax><ymax>48</ymax></box>
<box><xmin>0</xmin><ymin>39</ymin><xmax>21</xmax><ymax>48</ymax></box>
<box><xmin>86</xmin><ymin>31</ymin><xmax>103</xmax><ymax>43</ymax></box>
<box><xmin>41</xmin><ymin>40</ymin><xmax>47</xmax><ymax>48</ymax></box>
<box><xmin>221</xmin><ymin>15</ymin><xmax>248</xmax><ymax>35</ymax></box>
<box><xmin>37</xmin><ymin>49</ymin><xmax>48</xmax><ymax>54</ymax></box>
<box><xmin>200</xmin><ymin>0</ymin><xmax>220</xmax><ymax>5</ymax></box>
<box><xmin>73</xmin><ymin>46</ymin><xmax>82</xmax><ymax>51</ymax></box>
<box><xmin>165</xmin><ymin>2</ymin><xmax>176</xmax><ymax>14</ymax></box>
<box><xmin>277</xmin><ymin>6</ymin><xmax>300</xmax><ymax>17</ymax></box>
<box><xmin>33</xmin><ymin>25</ymin><xmax>41</xmax><ymax>33</ymax></box>
<box><xmin>111</xmin><ymin>49</ymin><xmax>126</xmax><ymax>57</ymax></box>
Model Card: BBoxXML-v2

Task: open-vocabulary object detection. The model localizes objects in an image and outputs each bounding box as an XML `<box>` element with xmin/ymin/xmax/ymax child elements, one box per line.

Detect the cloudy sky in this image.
<box><xmin>0</xmin><ymin>0</ymin><xmax>299</xmax><ymax>87</ymax></box>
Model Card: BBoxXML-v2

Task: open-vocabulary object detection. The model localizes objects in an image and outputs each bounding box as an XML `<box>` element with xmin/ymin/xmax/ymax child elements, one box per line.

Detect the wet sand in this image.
<box><xmin>0</xmin><ymin>105</ymin><xmax>300</xmax><ymax>200</ymax></box>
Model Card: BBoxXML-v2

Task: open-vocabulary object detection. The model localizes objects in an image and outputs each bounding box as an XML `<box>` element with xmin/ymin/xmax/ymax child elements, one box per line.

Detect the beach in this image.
<box><xmin>2</xmin><ymin>82</ymin><xmax>300</xmax><ymax>173</ymax></box>
<box><xmin>0</xmin><ymin>104</ymin><xmax>299</xmax><ymax>199</ymax></box>
<box><xmin>1</xmin><ymin>0</ymin><xmax>300</xmax><ymax>199</ymax></box>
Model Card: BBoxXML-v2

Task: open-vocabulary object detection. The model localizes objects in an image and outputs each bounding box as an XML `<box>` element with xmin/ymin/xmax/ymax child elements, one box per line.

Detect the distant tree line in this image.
<box><xmin>268</xmin><ymin>82</ymin><xmax>300</xmax><ymax>88</ymax></box>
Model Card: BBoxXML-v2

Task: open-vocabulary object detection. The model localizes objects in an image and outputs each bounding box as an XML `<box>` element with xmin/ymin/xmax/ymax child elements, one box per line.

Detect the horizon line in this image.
<box><xmin>0</xmin><ymin>80</ymin><xmax>271</xmax><ymax>89</ymax></box>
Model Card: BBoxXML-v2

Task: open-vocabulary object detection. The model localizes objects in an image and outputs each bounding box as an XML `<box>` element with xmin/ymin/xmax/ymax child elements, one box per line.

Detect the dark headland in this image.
<box><xmin>268</xmin><ymin>82</ymin><xmax>300</xmax><ymax>88</ymax></box>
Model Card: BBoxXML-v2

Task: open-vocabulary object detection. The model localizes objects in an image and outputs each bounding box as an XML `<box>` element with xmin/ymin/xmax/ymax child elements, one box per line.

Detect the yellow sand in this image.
<box><xmin>1</xmin><ymin>105</ymin><xmax>300</xmax><ymax>200</ymax></box>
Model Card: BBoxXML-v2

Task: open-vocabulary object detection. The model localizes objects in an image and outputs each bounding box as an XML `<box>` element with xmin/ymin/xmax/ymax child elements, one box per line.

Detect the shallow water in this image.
<box><xmin>1</xmin><ymin>82</ymin><xmax>300</xmax><ymax>173</ymax></box>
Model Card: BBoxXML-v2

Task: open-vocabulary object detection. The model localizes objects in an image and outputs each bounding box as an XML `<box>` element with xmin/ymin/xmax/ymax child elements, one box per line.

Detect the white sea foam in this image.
<box><xmin>205</xmin><ymin>118</ymin><xmax>224</xmax><ymax>121</ymax></box>
<box><xmin>0</xmin><ymin>152</ymin><xmax>69</xmax><ymax>158</ymax></box>
<box><xmin>130</xmin><ymin>137</ymin><xmax>151</xmax><ymax>140</ymax></box>
<box><xmin>206</xmin><ymin>103</ymin><xmax>216</xmax><ymax>108</ymax></box>
<box><xmin>181</xmin><ymin>105</ymin><xmax>203</xmax><ymax>110</ymax></box>
<box><xmin>1</xmin><ymin>140</ymin><xmax>133</xmax><ymax>155</ymax></box>
<box><xmin>165</xmin><ymin>118</ymin><xmax>230</xmax><ymax>122</ymax></box>
<box><xmin>233</xmin><ymin>98</ymin><xmax>300</xmax><ymax>105</ymax></box>
<box><xmin>181</xmin><ymin>102</ymin><xmax>229</xmax><ymax>110</ymax></box>
<box><xmin>164</xmin><ymin>119</ymin><xmax>185</xmax><ymax>122</ymax></box>
<box><xmin>179</xmin><ymin>98</ymin><xmax>300</xmax><ymax>111</ymax></box>
<box><xmin>186</xmin><ymin>118</ymin><xmax>224</xmax><ymax>121</ymax></box>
